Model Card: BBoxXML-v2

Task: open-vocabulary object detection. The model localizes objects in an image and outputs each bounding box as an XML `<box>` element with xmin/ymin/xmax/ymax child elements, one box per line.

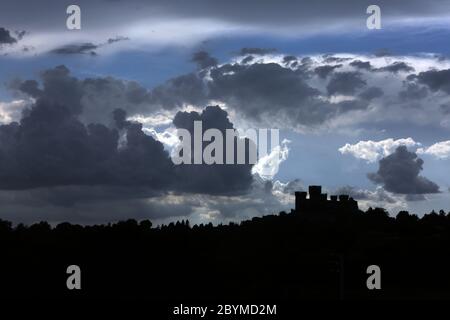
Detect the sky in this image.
<box><xmin>0</xmin><ymin>0</ymin><xmax>449</xmax><ymax>225</ymax></box>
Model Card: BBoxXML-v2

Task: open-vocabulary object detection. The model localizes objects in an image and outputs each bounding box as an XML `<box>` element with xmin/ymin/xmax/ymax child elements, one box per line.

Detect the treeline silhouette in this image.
<box><xmin>1</xmin><ymin>206</ymin><xmax>450</xmax><ymax>300</ymax></box>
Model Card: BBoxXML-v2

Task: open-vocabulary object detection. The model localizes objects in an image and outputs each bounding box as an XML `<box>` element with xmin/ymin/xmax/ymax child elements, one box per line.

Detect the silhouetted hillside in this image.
<box><xmin>0</xmin><ymin>204</ymin><xmax>450</xmax><ymax>300</ymax></box>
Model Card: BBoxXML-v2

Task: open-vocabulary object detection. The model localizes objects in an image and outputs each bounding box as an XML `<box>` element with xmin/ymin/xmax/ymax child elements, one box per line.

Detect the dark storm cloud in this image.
<box><xmin>300</xmin><ymin>57</ymin><xmax>313</xmax><ymax>66</ymax></box>
<box><xmin>283</xmin><ymin>55</ymin><xmax>297</xmax><ymax>64</ymax></box>
<box><xmin>359</xmin><ymin>86</ymin><xmax>384</xmax><ymax>100</ymax></box>
<box><xmin>0</xmin><ymin>98</ymin><xmax>173</xmax><ymax>190</ymax></box>
<box><xmin>0</xmin><ymin>27</ymin><xmax>17</xmax><ymax>44</ymax></box>
<box><xmin>149</xmin><ymin>73</ymin><xmax>208</xmax><ymax>110</ymax></box>
<box><xmin>38</xmin><ymin>50</ymin><xmax>428</xmax><ymax>133</ymax></box>
<box><xmin>15</xmin><ymin>65</ymin><xmax>84</xmax><ymax>115</ymax></box>
<box><xmin>207</xmin><ymin>62</ymin><xmax>318</xmax><ymax>104</ymax></box>
<box><xmin>405</xmin><ymin>194</ymin><xmax>426</xmax><ymax>201</ymax></box>
<box><xmin>113</xmin><ymin>108</ymin><xmax>128</xmax><ymax>130</ymax></box>
<box><xmin>208</xmin><ymin>62</ymin><xmax>332</xmax><ymax>125</ymax></box>
<box><xmin>237</xmin><ymin>48</ymin><xmax>277</xmax><ymax>56</ymax></box>
<box><xmin>323</xmin><ymin>56</ymin><xmax>351</xmax><ymax>64</ymax></box>
<box><xmin>368</xmin><ymin>146</ymin><xmax>440</xmax><ymax>194</ymax></box>
<box><xmin>440</xmin><ymin>104</ymin><xmax>450</xmax><ymax>114</ymax></box>
<box><xmin>15</xmin><ymin>30</ymin><xmax>27</xmax><ymax>40</ymax></box>
<box><xmin>51</xmin><ymin>37</ymin><xmax>129</xmax><ymax>56</ymax></box>
<box><xmin>314</xmin><ymin>64</ymin><xmax>342</xmax><ymax>79</ymax></box>
<box><xmin>350</xmin><ymin>60</ymin><xmax>373</xmax><ymax>70</ymax></box>
<box><xmin>80</xmin><ymin>77</ymin><xmax>154</xmax><ymax>124</ymax></box>
<box><xmin>12</xmin><ymin>65</ymin><xmax>157</xmax><ymax>125</ymax></box>
<box><xmin>5</xmin><ymin>66</ymin><xmax>254</xmax><ymax>196</ymax></box>
<box><xmin>191</xmin><ymin>50</ymin><xmax>218</xmax><ymax>69</ymax></box>
<box><xmin>326</xmin><ymin>72</ymin><xmax>367</xmax><ymax>95</ymax></box>
<box><xmin>147</xmin><ymin>55</ymin><xmax>382</xmax><ymax>128</ymax></box>
<box><xmin>350</xmin><ymin>58</ymin><xmax>415</xmax><ymax>77</ymax></box>
<box><xmin>413</xmin><ymin>69</ymin><xmax>450</xmax><ymax>94</ymax></box>
<box><xmin>206</xmin><ymin>60</ymin><xmax>377</xmax><ymax>127</ymax></box>
<box><xmin>13</xmin><ymin>52</ymin><xmax>438</xmax><ymax>143</ymax></box>
<box><xmin>282</xmin><ymin>55</ymin><xmax>298</xmax><ymax>68</ymax></box>
<box><xmin>399</xmin><ymin>82</ymin><xmax>428</xmax><ymax>100</ymax></box>
<box><xmin>51</xmin><ymin>43</ymin><xmax>98</xmax><ymax>55</ymax></box>
<box><xmin>375</xmin><ymin>62</ymin><xmax>415</xmax><ymax>74</ymax></box>
<box><xmin>335</xmin><ymin>99</ymin><xmax>370</xmax><ymax>113</ymax></box>
<box><xmin>334</xmin><ymin>185</ymin><xmax>397</xmax><ymax>204</ymax></box>
<box><xmin>18</xmin><ymin>80</ymin><xmax>42</xmax><ymax>98</ymax></box>
<box><xmin>241</xmin><ymin>55</ymin><xmax>254</xmax><ymax>64</ymax></box>
<box><xmin>281</xmin><ymin>179</ymin><xmax>305</xmax><ymax>193</ymax></box>
<box><xmin>173</xmin><ymin>106</ymin><xmax>254</xmax><ymax>195</ymax></box>
<box><xmin>107</xmin><ymin>36</ymin><xmax>129</xmax><ymax>44</ymax></box>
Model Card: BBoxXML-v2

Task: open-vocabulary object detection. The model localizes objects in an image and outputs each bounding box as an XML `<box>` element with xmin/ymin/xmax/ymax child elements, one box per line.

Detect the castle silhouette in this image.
<box><xmin>1</xmin><ymin>185</ymin><xmax>450</xmax><ymax>300</ymax></box>
<box><xmin>295</xmin><ymin>185</ymin><xmax>358</xmax><ymax>214</ymax></box>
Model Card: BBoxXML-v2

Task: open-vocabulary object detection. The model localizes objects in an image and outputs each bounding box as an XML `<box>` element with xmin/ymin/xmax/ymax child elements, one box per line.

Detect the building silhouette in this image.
<box><xmin>295</xmin><ymin>185</ymin><xmax>358</xmax><ymax>214</ymax></box>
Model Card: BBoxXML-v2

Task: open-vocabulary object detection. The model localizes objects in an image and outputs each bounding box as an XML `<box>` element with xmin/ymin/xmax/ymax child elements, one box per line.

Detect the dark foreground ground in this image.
<box><xmin>0</xmin><ymin>207</ymin><xmax>449</xmax><ymax>300</ymax></box>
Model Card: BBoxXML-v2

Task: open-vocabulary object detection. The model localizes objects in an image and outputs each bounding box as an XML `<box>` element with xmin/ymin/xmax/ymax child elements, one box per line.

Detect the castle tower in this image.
<box><xmin>294</xmin><ymin>186</ymin><xmax>359</xmax><ymax>215</ymax></box>
<box><xmin>308</xmin><ymin>185</ymin><xmax>322</xmax><ymax>201</ymax></box>
<box><xmin>295</xmin><ymin>191</ymin><xmax>307</xmax><ymax>212</ymax></box>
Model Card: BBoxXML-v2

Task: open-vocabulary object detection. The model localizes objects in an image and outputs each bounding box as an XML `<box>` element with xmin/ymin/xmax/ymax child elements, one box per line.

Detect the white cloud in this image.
<box><xmin>355</xmin><ymin>187</ymin><xmax>408</xmax><ymax>213</ymax></box>
<box><xmin>128</xmin><ymin>113</ymin><xmax>173</xmax><ymax>127</ymax></box>
<box><xmin>339</xmin><ymin>138</ymin><xmax>421</xmax><ymax>162</ymax></box>
<box><xmin>143</xmin><ymin>126</ymin><xmax>180</xmax><ymax>156</ymax></box>
<box><xmin>252</xmin><ymin>139</ymin><xmax>290</xmax><ymax>180</ymax></box>
<box><xmin>417</xmin><ymin>140</ymin><xmax>450</xmax><ymax>159</ymax></box>
<box><xmin>333</xmin><ymin>185</ymin><xmax>408</xmax><ymax>213</ymax></box>
<box><xmin>0</xmin><ymin>99</ymin><xmax>32</xmax><ymax>124</ymax></box>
